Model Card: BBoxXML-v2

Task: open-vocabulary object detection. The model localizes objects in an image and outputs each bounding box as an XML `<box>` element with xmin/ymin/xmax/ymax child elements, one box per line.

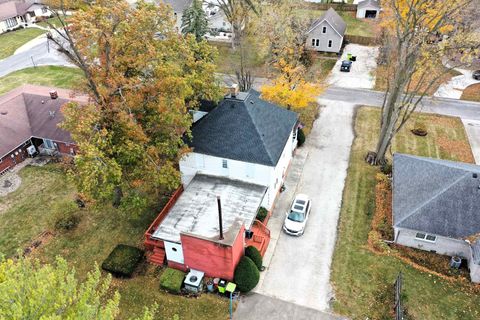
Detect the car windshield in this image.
<box><xmin>288</xmin><ymin>210</ymin><xmax>305</xmax><ymax>222</ymax></box>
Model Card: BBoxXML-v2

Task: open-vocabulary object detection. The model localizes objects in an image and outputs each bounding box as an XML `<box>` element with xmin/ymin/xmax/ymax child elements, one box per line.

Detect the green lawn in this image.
<box><xmin>294</xmin><ymin>9</ymin><xmax>376</xmax><ymax>37</ymax></box>
<box><xmin>331</xmin><ymin>107</ymin><xmax>479</xmax><ymax>319</ymax></box>
<box><xmin>0</xmin><ymin>27</ymin><xmax>46</xmax><ymax>60</ymax></box>
<box><xmin>0</xmin><ymin>165</ymin><xmax>229</xmax><ymax>319</ymax></box>
<box><xmin>0</xmin><ymin>66</ymin><xmax>84</xmax><ymax>95</ymax></box>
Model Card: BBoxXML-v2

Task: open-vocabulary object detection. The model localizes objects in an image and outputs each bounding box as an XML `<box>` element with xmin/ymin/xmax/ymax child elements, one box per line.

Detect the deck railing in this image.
<box><xmin>144</xmin><ymin>186</ymin><xmax>184</xmax><ymax>250</ymax></box>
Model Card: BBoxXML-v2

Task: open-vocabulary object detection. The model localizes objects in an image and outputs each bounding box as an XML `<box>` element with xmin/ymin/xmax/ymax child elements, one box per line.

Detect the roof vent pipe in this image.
<box><xmin>230</xmin><ymin>84</ymin><xmax>238</xmax><ymax>98</ymax></box>
<box><xmin>217</xmin><ymin>196</ymin><xmax>224</xmax><ymax>240</ymax></box>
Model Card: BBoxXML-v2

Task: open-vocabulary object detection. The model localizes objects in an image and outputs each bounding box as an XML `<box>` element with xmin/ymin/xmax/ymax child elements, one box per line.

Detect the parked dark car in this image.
<box><xmin>340</xmin><ymin>60</ymin><xmax>352</xmax><ymax>72</ymax></box>
<box><xmin>473</xmin><ymin>70</ymin><xmax>480</xmax><ymax>80</ymax></box>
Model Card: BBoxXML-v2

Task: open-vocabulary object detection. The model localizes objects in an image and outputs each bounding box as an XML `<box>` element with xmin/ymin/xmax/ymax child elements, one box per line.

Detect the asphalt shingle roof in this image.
<box><xmin>0</xmin><ymin>85</ymin><xmax>89</xmax><ymax>158</ymax></box>
<box><xmin>358</xmin><ymin>0</ymin><xmax>381</xmax><ymax>9</ymax></box>
<box><xmin>307</xmin><ymin>8</ymin><xmax>347</xmax><ymax>36</ymax></box>
<box><xmin>188</xmin><ymin>90</ymin><xmax>298</xmax><ymax>167</ymax></box>
<box><xmin>393</xmin><ymin>153</ymin><xmax>480</xmax><ymax>239</ymax></box>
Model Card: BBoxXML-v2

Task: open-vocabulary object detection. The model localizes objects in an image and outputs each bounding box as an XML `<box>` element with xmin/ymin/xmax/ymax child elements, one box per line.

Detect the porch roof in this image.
<box><xmin>151</xmin><ymin>174</ymin><xmax>267</xmax><ymax>245</ymax></box>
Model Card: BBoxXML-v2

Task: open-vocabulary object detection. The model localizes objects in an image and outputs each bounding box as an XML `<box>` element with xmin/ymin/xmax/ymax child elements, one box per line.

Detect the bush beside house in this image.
<box><xmin>159</xmin><ymin>268</ymin><xmax>185</xmax><ymax>294</ymax></box>
<box><xmin>245</xmin><ymin>246</ymin><xmax>263</xmax><ymax>270</ymax></box>
<box><xmin>101</xmin><ymin>244</ymin><xmax>144</xmax><ymax>277</ymax></box>
<box><xmin>297</xmin><ymin>128</ymin><xmax>306</xmax><ymax>146</ymax></box>
<box><xmin>234</xmin><ymin>256</ymin><xmax>260</xmax><ymax>292</ymax></box>
<box><xmin>256</xmin><ymin>207</ymin><xmax>268</xmax><ymax>222</ymax></box>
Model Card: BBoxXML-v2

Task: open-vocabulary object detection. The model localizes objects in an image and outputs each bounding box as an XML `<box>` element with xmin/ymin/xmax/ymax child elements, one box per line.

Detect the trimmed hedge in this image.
<box><xmin>234</xmin><ymin>256</ymin><xmax>260</xmax><ymax>292</ymax></box>
<box><xmin>245</xmin><ymin>246</ymin><xmax>262</xmax><ymax>270</ymax></box>
<box><xmin>159</xmin><ymin>268</ymin><xmax>185</xmax><ymax>294</ymax></box>
<box><xmin>101</xmin><ymin>244</ymin><xmax>144</xmax><ymax>277</ymax></box>
<box><xmin>256</xmin><ymin>207</ymin><xmax>268</xmax><ymax>222</ymax></box>
<box><xmin>297</xmin><ymin>128</ymin><xmax>306</xmax><ymax>147</ymax></box>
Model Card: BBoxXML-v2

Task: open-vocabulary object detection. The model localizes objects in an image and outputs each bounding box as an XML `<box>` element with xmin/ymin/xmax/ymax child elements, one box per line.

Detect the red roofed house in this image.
<box><xmin>145</xmin><ymin>88</ymin><xmax>299</xmax><ymax>281</ymax></box>
<box><xmin>0</xmin><ymin>85</ymin><xmax>88</xmax><ymax>175</ymax></box>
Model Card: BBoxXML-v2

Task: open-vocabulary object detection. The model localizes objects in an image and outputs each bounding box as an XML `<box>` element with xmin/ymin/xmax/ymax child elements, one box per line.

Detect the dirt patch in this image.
<box><xmin>22</xmin><ymin>231</ymin><xmax>54</xmax><ymax>257</ymax></box>
<box><xmin>0</xmin><ymin>172</ymin><xmax>22</xmax><ymax>197</ymax></box>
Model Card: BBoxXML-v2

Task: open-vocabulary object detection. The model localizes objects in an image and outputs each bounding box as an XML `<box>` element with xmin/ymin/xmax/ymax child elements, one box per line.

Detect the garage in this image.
<box><xmin>356</xmin><ymin>0</ymin><xmax>381</xmax><ymax>19</ymax></box>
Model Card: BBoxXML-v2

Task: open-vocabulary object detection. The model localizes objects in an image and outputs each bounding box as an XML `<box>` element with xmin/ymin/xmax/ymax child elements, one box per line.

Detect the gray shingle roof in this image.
<box><xmin>188</xmin><ymin>90</ymin><xmax>298</xmax><ymax>167</ymax></box>
<box><xmin>393</xmin><ymin>153</ymin><xmax>480</xmax><ymax>239</ymax></box>
<box><xmin>158</xmin><ymin>0</ymin><xmax>192</xmax><ymax>13</ymax></box>
<box><xmin>358</xmin><ymin>0</ymin><xmax>381</xmax><ymax>9</ymax></box>
<box><xmin>307</xmin><ymin>8</ymin><xmax>347</xmax><ymax>36</ymax></box>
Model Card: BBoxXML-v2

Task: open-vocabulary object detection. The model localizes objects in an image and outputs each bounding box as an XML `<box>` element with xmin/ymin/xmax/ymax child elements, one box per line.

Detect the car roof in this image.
<box><xmin>291</xmin><ymin>194</ymin><xmax>309</xmax><ymax>213</ymax></box>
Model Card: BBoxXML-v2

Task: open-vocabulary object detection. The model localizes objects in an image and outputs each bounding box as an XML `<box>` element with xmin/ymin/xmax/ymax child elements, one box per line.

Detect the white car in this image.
<box><xmin>283</xmin><ymin>194</ymin><xmax>311</xmax><ymax>236</ymax></box>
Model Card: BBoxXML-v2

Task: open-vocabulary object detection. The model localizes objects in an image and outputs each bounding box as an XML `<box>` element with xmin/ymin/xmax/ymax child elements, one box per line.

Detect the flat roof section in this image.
<box><xmin>152</xmin><ymin>174</ymin><xmax>267</xmax><ymax>245</ymax></box>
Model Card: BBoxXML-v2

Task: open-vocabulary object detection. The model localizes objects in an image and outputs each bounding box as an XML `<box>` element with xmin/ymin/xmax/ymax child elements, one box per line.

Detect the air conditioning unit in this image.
<box><xmin>184</xmin><ymin>269</ymin><xmax>205</xmax><ymax>293</ymax></box>
<box><xmin>27</xmin><ymin>145</ymin><xmax>37</xmax><ymax>157</ymax></box>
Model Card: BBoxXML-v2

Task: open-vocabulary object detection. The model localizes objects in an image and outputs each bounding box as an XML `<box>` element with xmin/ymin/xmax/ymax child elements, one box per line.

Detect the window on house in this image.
<box><xmin>415</xmin><ymin>232</ymin><xmax>436</xmax><ymax>242</ymax></box>
<box><xmin>315</xmin><ymin>39</ymin><xmax>319</xmax><ymax>46</ymax></box>
<box><xmin>222</xmin><ymin>159</ymin><xmax>228</xmax><ymax>168</ymax></box>
<box><xmin>293</xmin><ymin>128</ymin><xmax>297</xmax><ymax>141</ymax></box>
<box><xmin>6</xmin><ymin>18</ymin><xmax>17</xmax><ymax>28</ymax></box>
<box><xmin>322</xmin><ymin>26</ymin><xmax>327</xmax><ymax>33</ymax></box>
<box><xmin>43</xmin><ymin>139</ymin><xmax>54</xmax><ymax>149</ymax></box>
<box><xmin>311</xmin><ymin>39</ymin><xmax>315</xmax><ymax>46</ymax></box>
<box><xmin>328</xmin><ymin>40</ymin><xmax>333</xmax><ymax>48</ymax></box>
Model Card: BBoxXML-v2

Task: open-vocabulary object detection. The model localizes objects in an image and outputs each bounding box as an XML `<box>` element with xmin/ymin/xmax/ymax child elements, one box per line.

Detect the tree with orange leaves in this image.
<box><xmin>261</xmin><ymin>57</ymin><xmax>323</xmax><ymax>110</ymax></box>
<box><xmin>366</xmin><ymin>0</ymin><xmax>480</xmax><ymax>165</ymax></box>
<box><xmin>45</xmin><ymin>0</ymin><xmax>221</xmax><ymax>214</ymax></box>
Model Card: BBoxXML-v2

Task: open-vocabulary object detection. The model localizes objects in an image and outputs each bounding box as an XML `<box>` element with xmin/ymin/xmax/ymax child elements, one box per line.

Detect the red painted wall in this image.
<box><xmin>0</xmin><ymin>146</ymin><xmax>28</xmax><ymax>173</ymax></box>
<box><xmin>180</xmin><ymin>225</ymin><xmax>245</xmax><ymax>280</ymax></box>
<box><xmin>0</xmin><ymin>140</ymin><xmax>77</xmax><ymax>173</ymax></box>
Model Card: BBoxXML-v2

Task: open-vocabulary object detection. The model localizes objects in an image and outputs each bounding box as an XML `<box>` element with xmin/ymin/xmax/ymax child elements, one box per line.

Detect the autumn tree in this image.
<box><xmin>259</xmin><ymin>0</ymin><xmax>323</xmax><ymax>110</ymax></box>
<box><xmin>261</xmin><ymin>57</ymin><xmax>323</xmax><ymax>110</ymax></box>
<box><xmin>181</xmin><ymin>0</ymin><xmax>210</xmax><ymax>41</ymax></box>
<box><xmin>366</xmin><ymin>0</ymin><xmax>480</xmax><ymax>165</ymax></box>
<box><xmin>45</xmin><ymin>0</ymin><xmax>221</xmax><ymax>214</ymax></box>
<box><xmin>0</xmin><ymin>256</ymin><xmax>155</xmax><ymax>319</ymax></box>
<box><xmin>208</xmin><ymin>0</ymin><xmax>257</xmax><ymax>48</ymax></box>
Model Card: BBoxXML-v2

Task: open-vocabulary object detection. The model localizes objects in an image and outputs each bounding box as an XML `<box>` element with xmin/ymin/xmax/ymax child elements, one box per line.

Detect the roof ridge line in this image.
<box><xmin>244</xmin><ymin>95</ymin><xmax>276</xmax><ymax>165</ymax></box>
<box><xmin>395</xmin><ymin>171</ymin><xmax>470</xmax><ymax>227</ymax></box>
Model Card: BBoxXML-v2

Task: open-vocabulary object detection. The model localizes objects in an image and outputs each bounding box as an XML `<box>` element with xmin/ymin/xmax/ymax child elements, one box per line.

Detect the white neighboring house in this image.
<box><xmin>203</xmin><ymin>3</ymin><xmax>233</xmax><ymax>41</ymax></box>
<box><xmin>180</xmin><ymin>88</ymin><xmax>299</xmax><ymax>210</ymax></box>
<box><xmin>306</xmin><ymin>8</ymin><xmax>347</xmax><ymax>54</ymax></box>
<box><xmin>356</xmin><ymin>0</ymin><xmax>381</xmax><ymax>19</ymax></box>
<box><xmin>157</xmin><ymin>0</ymin><xmax>193</xmax><ymax>31</ymax></box>
<box><xmin>0</xmin><ymin>0</ymin><xmax>51</xmax><ymax>34</ymax></box>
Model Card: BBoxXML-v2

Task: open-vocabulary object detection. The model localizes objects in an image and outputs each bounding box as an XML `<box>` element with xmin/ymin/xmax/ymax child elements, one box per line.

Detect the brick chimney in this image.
<box><xmin>229</xmin><ymin>84</ymin><xmax>239</xmax><ymax>98</ymax></box>
<box><xmin>49</xmin><ymin>90</ymin><xmax>58</xmax><ymax>99</ymax></box>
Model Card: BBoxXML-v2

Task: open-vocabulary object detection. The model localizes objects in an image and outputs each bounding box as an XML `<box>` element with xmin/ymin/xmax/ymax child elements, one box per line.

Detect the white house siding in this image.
<box><xmin>179</xmin><ymin>129</ymin><xmax>297</xmax><ymax>210</ymax></box>
<box><xmin>0</xmin><ymin>16</ymin><xmax>24</xmax><ymax>33</ymax></box>
<box><xmin>468</xmin><ymin>250</ymin><xmax>480</xmax><ymax>283</ymax></box>
<box><xmin>394</xmin><ymin>227</ymin><xmax>471</xmax><ymax>258</ymax></box>
<box><xmin>306</xmin><ymin>21</ymin><xmax>343</xmax><ymax>53</ymax></box>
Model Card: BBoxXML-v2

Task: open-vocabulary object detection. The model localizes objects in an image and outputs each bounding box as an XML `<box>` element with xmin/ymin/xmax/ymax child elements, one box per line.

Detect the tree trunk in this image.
<box><xmin>232</xmin><ymin>22</ymin><xmax>241</xmax><ymax>49</ymax></box>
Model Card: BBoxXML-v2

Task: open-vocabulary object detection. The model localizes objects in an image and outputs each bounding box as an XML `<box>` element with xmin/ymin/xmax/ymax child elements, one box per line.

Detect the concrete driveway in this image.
<box><xmin>253</xmin><ymin>100</ymin><xmax>355</xmax><ymax>311</ymax></box>
<box><xmin>234</xmin><ymin>293</ymin><xmax>347</xmax><ymax>320</ymax></box>
<box><xmin>435</xmin><ymin>68</ymin><xmax>480</xmax><ymax>99</ymax></box>
<box><xmin>328</xmin><ymin>44</ymin><xmax>379</xmax><ymax>89</ymax></box>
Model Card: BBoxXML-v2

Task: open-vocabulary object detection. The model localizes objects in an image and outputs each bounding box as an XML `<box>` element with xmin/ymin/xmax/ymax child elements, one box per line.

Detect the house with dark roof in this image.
<box><xmin>356</xmin><ymin>0</ymin><xmax>381</xmax><ymax>19</ymax></box>
<box><xmin>0</xmin><ymin>0</ymin><xmax>51</xmax><ymax>34</ymax></box>
<box><xmin>0</xmin><ymin>85</ymin><xmax>88</xmax><ymax>174</ymax></box>
<box><xmin>393</xmin><ymin>153</ymin><xmax>480</xmax><ymax>282</ymax></box>
<box><xmin>144</xmin><ymin>87</ymin><xmax>299</xmax><ymax>281</ymax></box>
<box><xmin>306</xmin><ymin>8</ymin><xmax>346</xmax><ymax>54</ymax></box>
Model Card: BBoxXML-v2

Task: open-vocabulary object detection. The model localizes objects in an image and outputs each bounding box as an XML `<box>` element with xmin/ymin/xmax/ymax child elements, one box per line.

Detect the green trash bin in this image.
<box><xmin>218</xmin><ymin>279</ymin><xmax>227</xmax><ymax>294</ymax></box>
<box><xmin>347</xmin><ymin>53</ymin><xmax>352</xmax><ymax>61</ymax></box>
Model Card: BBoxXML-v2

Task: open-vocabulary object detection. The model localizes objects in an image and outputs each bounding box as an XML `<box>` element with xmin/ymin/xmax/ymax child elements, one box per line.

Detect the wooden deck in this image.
<box><xmin>246</xmin><ymin>220</ymin><xmax>271</xmax><ymax>257</ymax></box>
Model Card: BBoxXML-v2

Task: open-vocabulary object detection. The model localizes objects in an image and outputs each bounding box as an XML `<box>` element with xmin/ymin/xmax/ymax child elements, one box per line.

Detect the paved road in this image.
<box><xmin>234</xmin><ymin>293</ymin><xmax>347</xmax><ymax>320</ymax></box>
<box><xmin>0</xmin><ymin>37</ymin><xmax>73</xmax><ymax>77</ymax></box>
<box><xmin>322</xmin><ymin>86</ymin><xmax>480</xmax><ymax>120</ymax></box>
<box><xmin>254</xmin><ymin>101</ymin><xmax>355</xmax><ymax>311</ymax></box>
